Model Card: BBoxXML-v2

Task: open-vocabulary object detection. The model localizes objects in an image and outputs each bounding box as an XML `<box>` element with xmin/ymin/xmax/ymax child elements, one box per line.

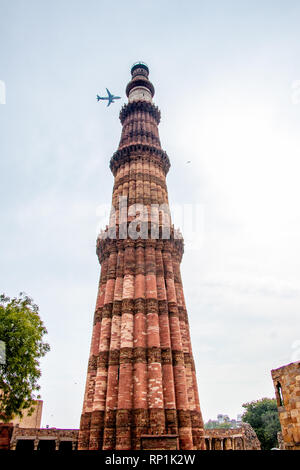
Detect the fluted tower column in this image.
<box><xmin>78</xmin><ymin>63</ymin><xmax>205</xmax><ymax>450</ymax></box>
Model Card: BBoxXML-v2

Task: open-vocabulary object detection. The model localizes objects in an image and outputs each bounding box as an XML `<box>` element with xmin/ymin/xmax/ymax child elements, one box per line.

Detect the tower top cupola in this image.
<box><xmin>126</xmin><ymin>61</ymin><xmax>155</xmax><ymax>102</ymax></box>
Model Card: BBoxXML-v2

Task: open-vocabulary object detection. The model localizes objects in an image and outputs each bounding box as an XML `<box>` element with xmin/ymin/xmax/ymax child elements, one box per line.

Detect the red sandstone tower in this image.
<box><xmin>78</xmin><ymin>63</ymin><xmax>205</xmax><ymax>450</ymax></box>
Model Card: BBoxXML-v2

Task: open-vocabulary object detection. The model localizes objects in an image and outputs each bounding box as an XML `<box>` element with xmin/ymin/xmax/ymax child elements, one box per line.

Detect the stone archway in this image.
<box><xmin>37</xmin><ymin>439</ymin><xmax>56</xmax><ymax>451</ymax></box>
<box><xmin>234</xmin><ymin>437</ymin><xmax>244</xmax><ymax>450</ymax></box>
<box><xmin>213</xmin><ymin>438</ymin><xmax>223</xmax><ymax>450</ymax></box>
<box><xmin>224</xmin><ymin>437</ymin><xmax>233</xmax><ymax>450</ymax></box>
<box><xmin>205</xmin><ymin>438</ymin><xmax>210</xmax><ymax>450</ymax></box>
<box><xmin>16</xmin><ymin>439</ymin><xmax>35</xmax><ymax>451</ymax></box>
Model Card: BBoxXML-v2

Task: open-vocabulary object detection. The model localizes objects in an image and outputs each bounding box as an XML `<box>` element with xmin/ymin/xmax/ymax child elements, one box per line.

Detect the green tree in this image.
<box><xmin>205</xmin><ymin>420</ymin><xmax>232</xmax><ymax>429</ymax></box>
<box><xmin>242</xmin><ymin>398</ymin><xmax>281</xmax><ymax>450</ymax></box>
<box><xmin>0</xmin><ymin>293</ymin><xmax>50</xmax><ymax>422</ymax></box>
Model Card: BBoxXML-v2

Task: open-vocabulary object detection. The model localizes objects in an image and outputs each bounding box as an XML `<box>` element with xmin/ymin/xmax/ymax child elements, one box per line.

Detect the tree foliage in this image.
<box><xmin>205</xmin><ymin>420</ymin><xmax>232</xmax><ymax>429</ymax></box>
<box><xmin>0</xmin><ymin>293</ymin><xmax>50</xmax><ymax>422</ymax></box>
<box><xmin>242</xmin><ymin>398</ymin><xmax>281</xmax><ymax>450</ymax></box>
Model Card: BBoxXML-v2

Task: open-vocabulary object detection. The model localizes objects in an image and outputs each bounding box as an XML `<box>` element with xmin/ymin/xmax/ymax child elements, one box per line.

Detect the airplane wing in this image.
<box><xmin>106</xmin><ymin>88</ymin><xmax>113</xmax><ymax>99</ymax></box>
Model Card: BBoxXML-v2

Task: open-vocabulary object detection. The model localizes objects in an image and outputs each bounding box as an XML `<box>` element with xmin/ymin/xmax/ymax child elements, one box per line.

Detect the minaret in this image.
<box><xmin>78</xmin><ymin>63</ymin><xmax>205</xmax><ymax>450</ymax></box>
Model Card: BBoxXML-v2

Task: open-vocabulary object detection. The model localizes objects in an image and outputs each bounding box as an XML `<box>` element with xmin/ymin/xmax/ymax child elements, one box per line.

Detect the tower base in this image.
<box><xmin>141</xmin><ymin>434</ymin><xmax>179</xmax><ymax>450</ymax></box>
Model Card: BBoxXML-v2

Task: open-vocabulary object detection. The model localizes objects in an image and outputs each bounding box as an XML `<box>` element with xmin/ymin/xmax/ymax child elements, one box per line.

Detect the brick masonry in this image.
<box><xmin>141</xmin><ymin>434</ymin><xmax>179</xmax><ymax>450</ymax></box>
<box><xmin>0</xmin><ymin>424</ymin><xmax>13</xmax><ymax>450</ymax></box>
<box><xmin>271</xmin><ymin>360</ymin><xmax>300</xmax><ymax>450</ymax></box>
<box><xmin>78</xmin><ymin>63</ymin><xmax>205</xmax><ymax>450</ymax></box>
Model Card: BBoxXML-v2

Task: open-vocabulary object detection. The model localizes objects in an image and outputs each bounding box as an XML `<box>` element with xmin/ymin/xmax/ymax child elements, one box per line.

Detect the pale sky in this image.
<box><xmin>1</xmin><ymin>0</ymin><xmax>300</xmax><ymax>428</ymax></box>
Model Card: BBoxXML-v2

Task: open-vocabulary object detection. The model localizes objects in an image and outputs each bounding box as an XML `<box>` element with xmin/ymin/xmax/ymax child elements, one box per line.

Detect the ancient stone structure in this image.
<box><xmin>5</xmin><ymin>423</ymin><xmax>260</xmax><ymax>451</ymax></box>
<box><xmin>204</xmin><ymin>423</ymin><xmax>261</xmax><ymax>450</ymax></box>
<box><xmin>271</xmin><ymin>360</ymin><xmax>300</xmax><ymax>450</ymax></box>
<box><xmin>0</xmin><ymin>403</ymin><xmax>78</xmax><ymax>451</ymax></box>
<box><xmin>277</xmin><ymin>431</ymin><xmax>284</xmax><ymax>450</ymax></box>
<box><xmin>78</xmin><ymin>63</ymin><xmax>205</xmax><ymax>450</ymax></box>
<box><xmin>0</xmin><ymin>423</ymin><xmax>14</xmax><ymax>450</ymax></box>
<box><xmin>141</xmin><ymin>434</ymin><xmax>179</xmax><ymax>450</ymax></box>
<box><xmin>0</xmin><ymin>400</ymin><xmax>43</xmax><ymax>450</ymax></box>
<box><xmin>1</xmin><ymin>400</ymin><xmax>43</xmax><ymax>429</ymax></box>
<box><xmin>10</xmin><ymin>426</ymin><xmax>78</xmax><ymax>451</ymax></box>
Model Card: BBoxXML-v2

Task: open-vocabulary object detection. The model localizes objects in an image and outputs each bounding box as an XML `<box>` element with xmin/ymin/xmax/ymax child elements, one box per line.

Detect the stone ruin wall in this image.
<box><xmin>0</xmin><ymin>423</ymin><xmax>14</xmax><ymax>450</ymax></box>
<box><xmin>204</xmin><ymin>423</ymin><xmax>261</xmax><ymax>450</ymax></box>
<box><xmin>271</xmin><ymin>360</ymin><xmax>300</xmax><ymax>450</ymax></box>
<box><xmin>3</xmin><ymin>422</ymin><xmax>261</xmax><ymax>451</ymax></box>
<box><xmin>10</xmin><ymin>426</ymin><xmax>78</xmax><ymax>450</ymax></box>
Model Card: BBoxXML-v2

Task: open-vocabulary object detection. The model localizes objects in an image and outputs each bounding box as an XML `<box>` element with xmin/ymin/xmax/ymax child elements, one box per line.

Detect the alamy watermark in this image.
<box><xmin>0</xmin><ymin>340</ymin><xmax>6</xmax><ymax>365</ymax></box>
<box><xmin>0</xmin><ymin>80</ymin><xmax>6</xmax><ymax>104</ymax></box>
<box><xmin>96</xmin><ymin>197</ymin><xmax>205</xmax><ymax>250</ymax></box>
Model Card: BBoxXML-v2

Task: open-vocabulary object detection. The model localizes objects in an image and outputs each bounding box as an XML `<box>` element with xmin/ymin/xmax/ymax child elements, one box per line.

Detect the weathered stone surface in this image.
<box><xmin>141</xmin><ymin>434</ymin><xmax>179</xmax><ymax>450</ymax></box>
<box><xmin>78</xmin><ymin>63</ymin><xmax>205</xmax><ymax>450</ymax></box>
<box><xmin>271</xmin><ymin>360</ymin><xmax>300</xmax><ymax>450</ymax></box>
<box><xmin>0</xmin><ymin>424</ymin><xmax>13</xmax><ymax>450</ymax></box>
<box><xmin>204</xmin><ymin>424</ymin><xmax>261</xmax><ymax>450</ymax></box>
<box><xmin>10</xmin><ymin>426</ymin><xmax>78</xmax><ymax>451</ymax></box>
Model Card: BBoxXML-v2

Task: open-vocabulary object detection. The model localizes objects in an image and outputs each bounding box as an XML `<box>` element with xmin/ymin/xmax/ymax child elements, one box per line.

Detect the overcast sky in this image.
<box><xmin>1</xmin><ymin>0</ymin><xmax>300</xmax><ymax>428</ymax></box>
